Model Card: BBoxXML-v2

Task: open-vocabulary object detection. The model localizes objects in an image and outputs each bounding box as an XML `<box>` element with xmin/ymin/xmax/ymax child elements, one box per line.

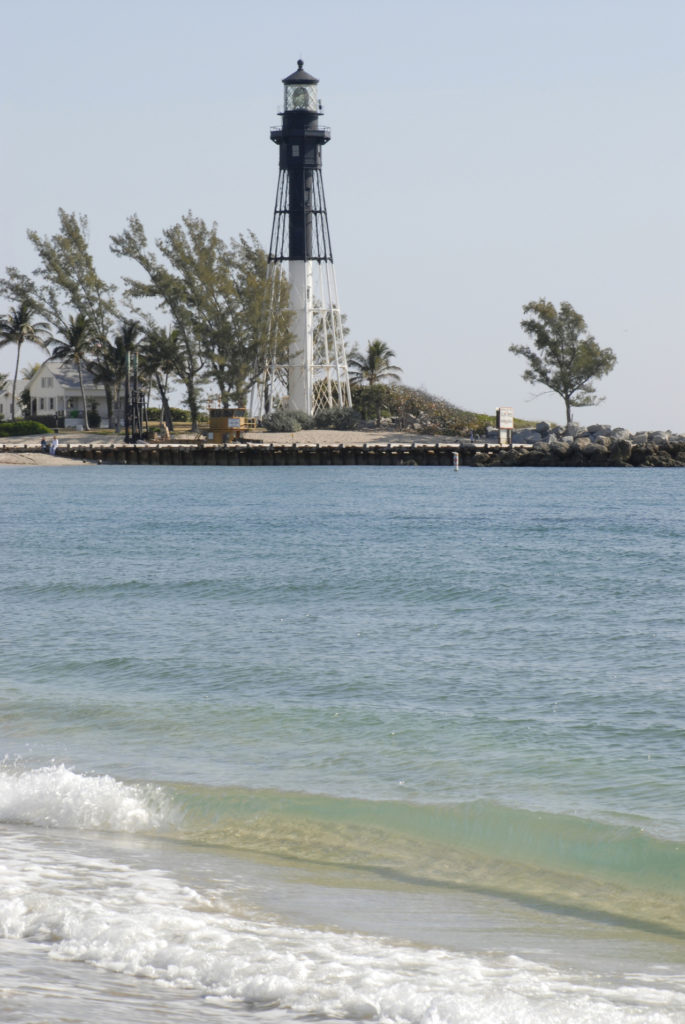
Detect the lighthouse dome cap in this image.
<box><xmin>282</xmin><ymin>59</ymin><xmax>319</xmax><ymax>85</ymax></box>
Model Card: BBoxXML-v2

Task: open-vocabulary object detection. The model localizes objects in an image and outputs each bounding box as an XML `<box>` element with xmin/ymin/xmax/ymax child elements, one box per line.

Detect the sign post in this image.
<box><xmin>496</xmin><ymin>406</ymin><xmax>514</xmax><ymax>446</ymax></box>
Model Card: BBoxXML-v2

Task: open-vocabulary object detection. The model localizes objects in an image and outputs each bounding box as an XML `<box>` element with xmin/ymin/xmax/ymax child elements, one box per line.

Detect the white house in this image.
<box><xmin>28</xmin><ymin>358</ymin><xmax>109</xmax><ymax>429</ymax></box>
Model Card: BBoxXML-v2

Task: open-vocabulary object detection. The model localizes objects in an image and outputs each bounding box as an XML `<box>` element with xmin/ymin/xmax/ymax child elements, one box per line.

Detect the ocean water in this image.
<box><xmin>0</xmin><ymin>464</ymin><xmax>684</xmax><ymax>1023</ymax></box>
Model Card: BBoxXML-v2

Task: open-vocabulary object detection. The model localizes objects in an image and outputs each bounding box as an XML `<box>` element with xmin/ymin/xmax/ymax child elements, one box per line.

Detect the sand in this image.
<box><xmin>0</xmin><ymin>450</ymin><xmax>95</xmax><ymax>466</ymax></box>
<box><xmin>241</xmin><ymin>428</ymin><xmax>456</xmax><ymax>446</ymax></box>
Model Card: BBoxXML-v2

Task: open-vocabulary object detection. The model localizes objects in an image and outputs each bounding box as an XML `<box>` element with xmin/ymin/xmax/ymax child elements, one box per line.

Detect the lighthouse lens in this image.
<box><xmin>286</xmin><ymin>83</ymin><xmax>316</xmax><ymax>111</ymax></box>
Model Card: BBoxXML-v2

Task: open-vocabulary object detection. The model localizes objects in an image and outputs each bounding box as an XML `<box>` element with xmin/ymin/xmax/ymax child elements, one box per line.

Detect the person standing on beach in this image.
<box><xmin>49</xmin><ymin>434</ymin><xmax>59</xmax><ymax>456</ymax></box>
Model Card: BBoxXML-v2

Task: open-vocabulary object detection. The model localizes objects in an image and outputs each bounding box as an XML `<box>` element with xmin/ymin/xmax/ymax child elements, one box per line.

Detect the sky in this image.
<box><xmin>1</xmin><ymin>0</ymin><xmax>683</xmax><ymax>431</ymax></box>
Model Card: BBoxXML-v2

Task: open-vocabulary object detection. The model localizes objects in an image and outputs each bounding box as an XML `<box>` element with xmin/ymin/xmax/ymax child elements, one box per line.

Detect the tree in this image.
<box><xmin>347</xmin><ymin>339</ymin><xmax>402</xmax><ymax>387</ymax></box>
<box><xmin>509</xmin><ymin>300</ymin><xmax>617</xmax><ymax>426</ymax></box>
<box><xmin>51</xmin><ymin>313</ymin><xmax>94</xmax><ymax>429</ymax></box>
<box><xmin>88</xmin><ymin>319</ymin><xmax>144</xmax><ymax>431</ymax></box>
<box><xmin>111</xmin><ymin>213</ymin><xmax>291</xmax><ymax>425</ymax></box>
<box><xmin>110</xmin><ymin>214</ymin><xmax>207</xmax><ymax>429</ymax></box>
<box><xmin>25</xmin><ymin>209</ymin><xmax>118</xmax><ymax>340</ymax></box>
<box><xmin>139</xmin><ymin>324</ymin><xmax>179</xmax><ymax>435</ymax></box>
<box><xmin>0</xmin><ymin>300</ymin><xmax>50</xmax><ymax>420</ymax></box>
<box><xmin>2</xmin><ymin>211</ymin><xmax>120</xmax><ymax>422</ymax></box>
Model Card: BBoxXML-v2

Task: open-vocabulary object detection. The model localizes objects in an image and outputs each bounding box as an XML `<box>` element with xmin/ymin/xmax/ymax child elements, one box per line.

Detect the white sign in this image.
<box><xmin>496</xmin><ymin>407</ymin><xmax>514</xmax><ymax>429</ymax></box>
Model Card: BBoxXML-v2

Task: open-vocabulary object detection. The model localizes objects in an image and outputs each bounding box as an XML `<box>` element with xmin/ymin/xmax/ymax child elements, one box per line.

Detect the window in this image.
<box><xmin>41</xmin><ymin>377</ymin><xmax>53</xmax><ymax>388</ymax></box>
<box><xmin>39</xmin><ymin>397</ymin><xmax>45</xmax><ymax>410</ymax></box>
<box><xmin>49</xmin><ymin>397</ymin><xmax>54</xmax><ymax>410</ymax></box>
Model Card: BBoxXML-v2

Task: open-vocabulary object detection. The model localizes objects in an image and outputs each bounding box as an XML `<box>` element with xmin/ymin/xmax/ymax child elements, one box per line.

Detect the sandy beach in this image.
<box><xmin>0</xmin><ymin>450</ymin><xmax>95</xmax><ymax>466</ymax></box>
<box><xmin>243</xmin><ymin>428</ymin><xmax>457</xmax><ymax>446</ymax></box>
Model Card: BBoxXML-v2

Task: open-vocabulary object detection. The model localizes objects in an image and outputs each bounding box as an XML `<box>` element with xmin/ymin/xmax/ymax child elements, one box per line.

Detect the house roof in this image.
<box><xmin>33</xmin><ymin>358</ymin><xmax>101</xmax><ymax>390</ymax></box>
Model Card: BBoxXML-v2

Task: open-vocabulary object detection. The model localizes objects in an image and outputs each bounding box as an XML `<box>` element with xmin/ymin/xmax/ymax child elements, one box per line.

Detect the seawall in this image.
<box><xmin>5</xmin><ymin>439</ymin><xmax>684</xmax><ymax>467</ymax></box>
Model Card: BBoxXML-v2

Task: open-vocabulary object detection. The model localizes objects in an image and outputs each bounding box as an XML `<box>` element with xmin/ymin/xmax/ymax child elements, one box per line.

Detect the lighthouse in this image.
<box><xmin>266</xmin><ymin>61</ymin><xmax>351</xmax><ymax>415</ymax></box>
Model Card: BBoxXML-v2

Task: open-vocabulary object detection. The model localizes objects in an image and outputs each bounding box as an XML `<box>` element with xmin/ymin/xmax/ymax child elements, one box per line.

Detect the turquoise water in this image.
<box><xmin>1</xmin><ymin>465</ymin><xmax>684</xmax><ymax>1022</ymax></box>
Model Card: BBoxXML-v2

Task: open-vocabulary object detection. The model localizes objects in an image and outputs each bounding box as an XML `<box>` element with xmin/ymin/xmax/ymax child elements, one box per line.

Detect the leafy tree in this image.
<box><xmin>111</xmin><ymin>213</ymin><xmax>291</xmax><ymax>428</ymax></box>
<box><xmin>509</xmin><ymin>300</ymin><xmax>617</xmax><ymax>426</ymax></box>
<box><xmin>226</xmin><ymin>232</ymin><xmax>292</xmax><ymax>407</ymax></box>
<box><xmin>139</xmin><ymin>324</ymin><xmax>179</xmax><ymax>435</ymax></box>
<box><xmin>25</xmin><ymin>209</ymin><xmax>118</xmax><ymax>340</ymax></box>
<box><xmin>51</xmin><ymin>313</ymin><xmax>94</xmax><ymax>429</ymax></box>
<box><xmin>348</xmin><ymin>339</ymin><xmax>402</xmax><ymax>387</ymax></box>
<box><xmin>0</xmin><ymin>299</ymin><xmax>50</xmax><ymax>420</ymax></box>
<box><xmin>351</xmin><ymin>382</ymin><xmax>394</xmax><ymax>425</ymax></box>
<box><xmin>111</xmin><ymin>214</ymin><xmax>206</xmax><ymax>429</ymax></box>
<box><xmin>2</xmin><ymin>211</ymin><xmax>120</xmax><ymax>422</ymax></box>
<box><xmin>88</xmin><ymin>319</ymin><xmax>143</xmax><ymax>431</ymax></box>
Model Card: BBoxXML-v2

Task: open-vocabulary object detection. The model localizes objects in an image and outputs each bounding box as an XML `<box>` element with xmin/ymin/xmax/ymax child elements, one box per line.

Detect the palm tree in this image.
<box><xmin>0</xmin><ymin>300</ymin><xmax>50</xmax><ymax>420</ymax></box>
<box><xmin>0</xmin><ymin>372</ymin><xmax>8</xmax><ymax>417</ymax></box>
<box><xmin>51</xmin><ymin>313</ymin><xmax>94</xmax><ymax>429</ymax></box>
<box><xmin>347</xmin><ymin>339</ymin><xmax>402</xmax><ymax>387</ymax></box>
<box><xmin>89</xmin><ymin>320</ymin><xmax>144</xmax><ymax>431</ymax></box>
<box><xmin>139</xmin><ymin>325</ymin><xmax>180</xmax><ymax>436</ymax></box>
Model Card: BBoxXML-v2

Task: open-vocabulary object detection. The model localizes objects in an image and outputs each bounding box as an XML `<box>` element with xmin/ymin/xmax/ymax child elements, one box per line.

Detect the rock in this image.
<box><xmin>582</xmin><ymin>442</ymin><xmax>611</xmax><ymax>463</ymax></box>
<box><xmin>630</xmin><ymin>444</ymin><xmax>652</xmax><ymax>466</ymax></box>
<box><xmin>535</xmin><ymin>421</ymin><xmax>552</xmax><ymax>435</ymax></box>
<box><xmin>588</xmin><ymin>424</ymin><xmax>612</xmax><ymax>436</ymax></box>
<box><xmin>512</xmin><ymin>429</ymin><xmax>542</xmax><ymax>443</ymax></box>
<box><xmin>565</xmin><ymin>422</ymin><xmax>583</xmax><ymax>437</ymax></box>
<box><xmin>609</xmin><ymin>438</ymin><xmax>633</xmax><ymax>462</ymax></box>
<box><xmin>611</xmin><ymin>427</ymin><xmax>632</xmax><ymax>440</ymax></box>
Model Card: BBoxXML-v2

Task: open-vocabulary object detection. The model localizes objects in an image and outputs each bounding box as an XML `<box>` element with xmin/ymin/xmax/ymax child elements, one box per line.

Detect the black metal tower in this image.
<box><xmin>268</xmin><ymin>61</ymin><xmax>333</xmax><ymax>264</ymax></box>
<box><xmin>266</xmin><ymin>61</ymin><xmax>351</xmax><ymax>415</ymax></box>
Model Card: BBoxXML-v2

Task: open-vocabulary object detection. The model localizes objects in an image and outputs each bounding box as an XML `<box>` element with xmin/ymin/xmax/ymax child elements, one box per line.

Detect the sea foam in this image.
<box><xmin>0</xmin><ymin>831</ymin><xmax>680</xmax><ymax>1024</ymax></box>
<box><xmin>0</xmin><ymin>763</ymin><xmax>167</xmax><ymax>832</ymax></box>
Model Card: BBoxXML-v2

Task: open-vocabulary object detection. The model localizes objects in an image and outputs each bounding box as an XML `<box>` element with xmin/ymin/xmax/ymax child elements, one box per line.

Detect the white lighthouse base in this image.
<box><xmin>260</xmin><ymin>258</ymin><xmax>352</xmax><ymax>418</ymax></box>
<box><xmin>288</xmin><ymin>260</ymin><xmax>313</xmax><ymax>415</ymax></box>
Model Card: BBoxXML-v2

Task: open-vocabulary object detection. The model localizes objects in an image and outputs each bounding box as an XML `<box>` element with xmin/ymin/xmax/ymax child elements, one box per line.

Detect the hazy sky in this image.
<box><xmin>1</xmin><ymin>0</ymin><xmax>683</xmax><ymax>430</ymax></box>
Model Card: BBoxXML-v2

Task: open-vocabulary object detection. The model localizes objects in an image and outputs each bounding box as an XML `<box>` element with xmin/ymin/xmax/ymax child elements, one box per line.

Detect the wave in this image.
<box><xmin>166</xmin><ymin>784</ymin><xmax>685</xmax><ymax>934</ymax></box>
<box><xmin>2</xmin><ymin>764</ymin><xmax>685</xmax><ymax>937</ymax></box>
<box><xmin>0</xmin><ymin>763</ymin><xmax>170</xmax><ymax>832</ymax></box>
<box><xmin>1</xmin><ymin>830</ymin><xmax>682</xmax><ymax>1024</ymax></box>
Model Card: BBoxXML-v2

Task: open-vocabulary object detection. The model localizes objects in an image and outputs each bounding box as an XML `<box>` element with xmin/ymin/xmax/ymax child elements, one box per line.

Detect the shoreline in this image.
<box><xmin>2</xmin><ymin>426</ymin><xmax>684</xmax><ymax>467</ymax></box>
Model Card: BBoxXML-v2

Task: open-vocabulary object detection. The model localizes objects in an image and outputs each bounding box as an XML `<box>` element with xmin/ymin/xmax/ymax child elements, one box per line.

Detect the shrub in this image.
<box><xmin>170</xmin><ymin>407</ymin><xmax>191</xmax><ymax>422</ymax></box>
<box><xmin>364</xmin><ymin>385</ymin><xmax>496</xmax><ymax>436</ymax></box>
<box><xmin>314</xmin><ymin>406</ymin><xmax>362</xmax><ymax>430</ymax></box>
<box><xmin>292</xmin><ymin>411</ymin><xmax>316</xmax><ymax>429</ymax></box>
<box><xmin>262</xmin><ymin>410</ymin><xmax>304</xmax><ymax>432</ymax></box>
<box><xmin>0</xmin><ymin>419</ymin><xmax>52</xmax><ymax>437</ymax></box>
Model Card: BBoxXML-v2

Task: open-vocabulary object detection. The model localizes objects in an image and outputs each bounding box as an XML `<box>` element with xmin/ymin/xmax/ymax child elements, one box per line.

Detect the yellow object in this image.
<box><xmin>207</xmin><ymin>407</ymin><xmax>248</xmax><ymax>443</ymax></box>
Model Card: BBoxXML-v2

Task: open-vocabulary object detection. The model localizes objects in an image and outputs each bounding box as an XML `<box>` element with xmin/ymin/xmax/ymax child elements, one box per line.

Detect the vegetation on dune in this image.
<box><xmin>351</xmin><ymin>383</ymin><xmax>493</xmax><ymax>435</ymax></box>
